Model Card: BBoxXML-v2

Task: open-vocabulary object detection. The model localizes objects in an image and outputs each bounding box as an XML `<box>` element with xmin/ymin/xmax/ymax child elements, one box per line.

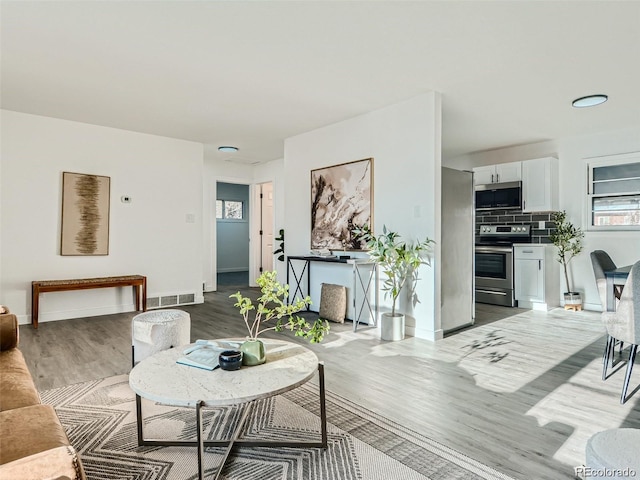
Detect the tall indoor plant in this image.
<box><xmin>549</xmin><ymin>210</ymin><xmax>584</xmax><ymax>307</ymax></box>
<box><xmin>230</xmin><ymin>270</ymin><xmax>330</xmax><ymax>365</ymax></box>
<box><xmin>353</xmin><ymin>225</ymin><xmax>434</xmax><ymax>340</ymax></box>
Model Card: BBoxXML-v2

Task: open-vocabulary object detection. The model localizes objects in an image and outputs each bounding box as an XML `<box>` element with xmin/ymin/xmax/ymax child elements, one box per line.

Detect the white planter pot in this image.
<box><xmin>380</xmin><ymin>313</ymin><xmax>405</xmax><ymax>341</ymax></box>
<box><xmin>564</xmin><ymin>292</ymin><xmax>582</xmax><ymax>305</ymax></box>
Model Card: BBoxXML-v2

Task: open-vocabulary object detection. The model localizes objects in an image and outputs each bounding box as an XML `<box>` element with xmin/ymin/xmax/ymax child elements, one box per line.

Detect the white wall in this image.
<box><xmin>283</xmin><ymin>92</ymin><xmax>443</xmax><ymax>340</ymax></box>
<box><xmin>447</xmin><ymin>126</ymin><xmax>640</xmax><ymax>311</ymax></box>
<box><xmin>1</xmin><ymin>110</ymin><xmax>204</xmax><ymax>324</ymax></box>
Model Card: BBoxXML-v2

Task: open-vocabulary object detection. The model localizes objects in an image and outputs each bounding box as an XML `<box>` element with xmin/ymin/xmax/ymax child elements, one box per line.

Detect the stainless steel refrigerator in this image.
<box><xmin>441</xmin><ymin>167</ymin><xmax>475</xmax><ymax>332</ymax></box>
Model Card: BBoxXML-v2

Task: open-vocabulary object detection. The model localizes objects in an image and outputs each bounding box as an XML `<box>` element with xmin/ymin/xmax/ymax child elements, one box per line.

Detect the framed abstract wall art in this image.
<box><xmin>60</xmin><ymin>171</ymin><xmax>111</xmax><ymax>256</ymax></box>
<box><xmin>310</xmin><ymin>158</ymin><xmax>373</xmax><ymax>250</ymax></box>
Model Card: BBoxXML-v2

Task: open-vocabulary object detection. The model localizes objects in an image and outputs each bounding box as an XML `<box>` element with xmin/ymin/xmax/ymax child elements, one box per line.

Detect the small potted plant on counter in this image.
<box><xmin>230</xmin><ymin>270</ymin><xmax>330</xmax><ymax>365</ymax></box>
<box><xmin>549</xmin><ymin>210</ymin><xmax>585</xmax><ymax>310</ymax></box>
<box><xmin>353</xmin><ymin>225</ymin><xmax>434</xmax><ymax>340</ymax></box>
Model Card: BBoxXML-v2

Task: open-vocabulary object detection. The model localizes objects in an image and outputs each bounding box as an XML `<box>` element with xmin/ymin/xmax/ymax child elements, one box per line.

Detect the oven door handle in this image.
<box><xmin>476</xmin><ymin>289</ymin><xmax>508</xmax><ymax>296</ymax></box>
<box><xmin>474</xmin><ymin>246</ymin><xmax>513</xmax><ymax>253</ymax></box>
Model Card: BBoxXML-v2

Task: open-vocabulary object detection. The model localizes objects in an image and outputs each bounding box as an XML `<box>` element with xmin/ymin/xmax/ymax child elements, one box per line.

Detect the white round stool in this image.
<box><xmin>585</xmin><ymin>428</ymin><xmax>640</xmax><ymax>479</ymax></box>
<box><xmin>132</xmin><ymin>309</ymin><xmax>191</xmax><ymax>365</ymax></box>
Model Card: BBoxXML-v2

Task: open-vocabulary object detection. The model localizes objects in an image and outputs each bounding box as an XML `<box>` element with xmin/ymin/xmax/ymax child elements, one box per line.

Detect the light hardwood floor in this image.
<box><xmin>18</xmin><ymin>288</ymin><xmax>640</xmax><ymax>480</ymax></box>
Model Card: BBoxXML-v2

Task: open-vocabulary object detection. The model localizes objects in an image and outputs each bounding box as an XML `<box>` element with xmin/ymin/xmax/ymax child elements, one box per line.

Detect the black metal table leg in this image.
<box><xmin>136</xmin><ymin>394</ymin><xmax>144</xmax><ymax>447</ymax></box>
<box><xmin>212</xmin><ymin>404</ymin><xmax>252</xmax><ymax>480</ymax></box>
<box><xmin>196</xmin><ymin>400</ymin><xmax>204</xmax><ymax>480</ymax></box>
<box><xmin>319</xmin><ymin>362</ymin><xmax>328</xmax><ymax>447</ymax></box>
<box><xmin>287</xmin><ymin>258</ymin><xmax>310</xmax><ymax>308</ymax></box>
<box><xmin>352</xmin><ymin>263</ymin><xmax>376</xmax><ymax>332</ymax></box>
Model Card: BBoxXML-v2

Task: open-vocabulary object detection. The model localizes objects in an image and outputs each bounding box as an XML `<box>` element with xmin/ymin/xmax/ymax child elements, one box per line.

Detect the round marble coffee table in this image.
<box><xmin>129</xmin><ymin>338</ymin><xmax>327</xmax><ymax>480</ymax></box>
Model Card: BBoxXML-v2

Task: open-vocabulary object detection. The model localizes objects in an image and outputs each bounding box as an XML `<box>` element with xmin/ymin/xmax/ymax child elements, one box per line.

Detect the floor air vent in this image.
<box><xmin>146</xmin><ymin>293</ymin><xmax>196</xmax><ymax>309</ymax></box>
<box><xmin>179</xmin><ymin>293</ymin><xmax>195</xmax><ymax>304</ymax></box>
<box><xmin>160</xmin><ymin>295</ymin><xmax>178</xmax><ymax>307</ymax></box>
<box><xmin>146</xmin><ymin>297</ymin><xmax>160</xmax><ymax>309</ymax></box>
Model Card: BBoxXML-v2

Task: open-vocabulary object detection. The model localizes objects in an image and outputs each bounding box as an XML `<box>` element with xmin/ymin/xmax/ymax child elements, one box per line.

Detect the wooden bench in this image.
<box><xmin>31</xmin><ymin>275</ymin><xmax>147</xmax><ymax>328</ymax></box>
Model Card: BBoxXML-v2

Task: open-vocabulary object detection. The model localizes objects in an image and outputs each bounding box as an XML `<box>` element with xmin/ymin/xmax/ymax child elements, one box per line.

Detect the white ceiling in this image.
<box><xmin>2</xmin><ymin>1</ymin><xmax>640</xmax><ymax>164</ymax></box>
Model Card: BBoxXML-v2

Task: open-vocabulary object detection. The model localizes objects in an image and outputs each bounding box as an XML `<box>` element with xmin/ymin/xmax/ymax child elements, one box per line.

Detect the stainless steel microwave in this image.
<box><xmin>475</xmin><ymin>181</ymin><xmax>522</xmax><ymax>210</ymax></box>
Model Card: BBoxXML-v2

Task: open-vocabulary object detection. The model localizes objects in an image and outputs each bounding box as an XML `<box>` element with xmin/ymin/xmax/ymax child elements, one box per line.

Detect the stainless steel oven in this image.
<box><xmin>475</xmin><ymin>225</ymin><xmax>531</xmax><ymax>307</ymax></box>
<box><xmin>475</xmin><ymin>245</ymin><xmax>515</xmax><ymax>306</ymax></box>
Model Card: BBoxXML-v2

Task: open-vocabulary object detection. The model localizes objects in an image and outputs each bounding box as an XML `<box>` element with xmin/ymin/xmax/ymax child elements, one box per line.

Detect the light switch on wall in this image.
<box><xmin>185</xmin><ymin>213</ymin><xmax>195</xmax><ymax>223</ymax></box>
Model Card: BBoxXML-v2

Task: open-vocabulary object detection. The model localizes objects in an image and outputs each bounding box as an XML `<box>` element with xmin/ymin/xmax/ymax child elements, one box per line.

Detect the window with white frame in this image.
<box><xmin>216</xmin><ymin>200</ymin><xmax>244</xmax><ymax>219</ymax></box>
<box><xmin>587</xmin><ymin>152</ymin><xmax>640</xmax><ymax>229</ymax></box>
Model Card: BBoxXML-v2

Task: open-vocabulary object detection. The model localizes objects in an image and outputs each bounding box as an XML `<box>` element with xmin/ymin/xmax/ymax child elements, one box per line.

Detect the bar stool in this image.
<box><xmin>131</xmin><ymin>309</ymin><xmax>191</xmax><ymax>366</ymax></box>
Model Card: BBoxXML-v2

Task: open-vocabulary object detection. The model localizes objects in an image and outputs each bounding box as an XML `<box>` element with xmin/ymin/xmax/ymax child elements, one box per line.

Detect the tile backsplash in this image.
<box><xmin>475</xmin><ymin>208</ymin><xmax>556</xmax><ymax>244</ymax></box>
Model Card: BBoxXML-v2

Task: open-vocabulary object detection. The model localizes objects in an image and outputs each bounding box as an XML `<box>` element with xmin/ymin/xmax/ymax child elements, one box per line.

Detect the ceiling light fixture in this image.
<box><xmin>218</xmin><ymin>146</ymin><xmax>239</xmax><ymax>153</ymax></box>
<box><xmin>572</xmin><ymin>94</ymin><xmax>608</xmax><ymax>108</ymax></box>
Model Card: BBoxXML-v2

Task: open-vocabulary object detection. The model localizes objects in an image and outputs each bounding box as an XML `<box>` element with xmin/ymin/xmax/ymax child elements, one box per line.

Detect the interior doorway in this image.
<box><xmin>258</xmin><ymin>182</ymin><xmax>274</xmax><ymax>275</ymax></box>
<box><xmin>216</xmin><ymin>182</ymin><xmax>250</xmax><ymax>287</ymax></box>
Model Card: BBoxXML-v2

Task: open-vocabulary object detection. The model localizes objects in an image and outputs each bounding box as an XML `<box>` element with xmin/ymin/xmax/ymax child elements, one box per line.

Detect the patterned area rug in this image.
<box><xmin>41</xmin><ymin>375</ymin><xmax>513</xmax><ymax>480</ymax></box>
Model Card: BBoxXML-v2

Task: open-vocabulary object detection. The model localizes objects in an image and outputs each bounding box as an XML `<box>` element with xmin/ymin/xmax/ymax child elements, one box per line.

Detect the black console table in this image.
<box><xmin>286</xmin><ymin>256</ymin><xmax>378</xmax><ymax>332</ymax></box>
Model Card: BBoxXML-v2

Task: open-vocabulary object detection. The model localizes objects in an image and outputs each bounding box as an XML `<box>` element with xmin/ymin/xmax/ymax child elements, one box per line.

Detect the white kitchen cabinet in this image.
<box><xmin>473</xmin><ymin>162</ymin><xmax>521</xmax><ymax>185</ymax></box>
<box><xmin>515</xmin><ymin>246</ymin><xmax>544</xmax><ymax>303</ymax></box>
<box><xmin>514</xmin><ymin>244</ymin><xmax>559</xmax><ymax>310</ymax></box>
<box><xmin>522</xmin><ymin>157</ymin><xmax>558</xmax><ymax>212</ymax></box>
<box><xmin>473</xmin><ymin>165</ymin><xmax>497</xmax><ymax>185</ymax></box>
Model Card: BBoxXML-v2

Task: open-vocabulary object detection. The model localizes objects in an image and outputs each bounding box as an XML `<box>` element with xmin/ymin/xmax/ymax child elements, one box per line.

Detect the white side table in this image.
<box><xmin>347</xmin><ymin>258</ymin><xmax>378</xmax><ymax>331</ymax></box>
<box><xmin>131</xmin><ymin>309</ymin><xmax>191</xmax><ymax>365</ymax></box>
<box><xmin>286</xmin><ymin>256</ymin><xmax>378</xmax><ymax>331</ymax></box>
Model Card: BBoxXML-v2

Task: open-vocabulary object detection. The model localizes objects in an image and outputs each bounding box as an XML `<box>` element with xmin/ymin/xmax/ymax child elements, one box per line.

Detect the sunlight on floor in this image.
<box><xmin>444</xmin><ymin>309</ymin><xmax>607</xmax><ymax>394</ymax></box>
<box><xmin>320</xmin><ymin>324</ymin><xmax>379</xmax><ymax>349</ymax></box>
<box><xmin>526</xmin><ymin>356</ymin><xmax>637</xmax><ymax>466</ymax></box>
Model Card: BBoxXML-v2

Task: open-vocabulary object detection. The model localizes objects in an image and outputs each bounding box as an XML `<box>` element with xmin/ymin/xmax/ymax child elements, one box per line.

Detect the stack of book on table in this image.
<box><xmin>176</xmin><ymin>339</ymin><xmax>242</xmax><ymax>370</ymax></box>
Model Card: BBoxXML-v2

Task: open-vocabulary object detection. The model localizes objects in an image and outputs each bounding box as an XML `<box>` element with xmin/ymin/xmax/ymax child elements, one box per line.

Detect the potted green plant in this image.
<box><xmin>549</xmin><ymin>210</ymin><xmax>585</xmax><ymax>309</ymax></box>
<box><xmin>230</xmin><ymin>270</ymin><xmax>330</xmax><ymax>365</ymax></box>
<box><xmin>353</xmin><ymin>225</ymin><xmax>434</xmax><ymax>340</ymax></box>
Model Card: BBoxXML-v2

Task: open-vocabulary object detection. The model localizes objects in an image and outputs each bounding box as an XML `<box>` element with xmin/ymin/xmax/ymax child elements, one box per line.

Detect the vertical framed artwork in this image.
<box><xmin>311</xmin><ymin>158</ymin><xmax>373</xmax><ymax>250</ymax></box>
<box><xmin>61</xmin><ymin>172</ymin><xmax>111</xmax><ymax>256</ymax></box>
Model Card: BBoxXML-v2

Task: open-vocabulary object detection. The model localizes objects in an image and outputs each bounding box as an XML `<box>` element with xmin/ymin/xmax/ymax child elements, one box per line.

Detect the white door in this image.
<box><xmin>260</xmin><ymin>182</ymin><xmax>274</xmax><ymax>273</ymax></box>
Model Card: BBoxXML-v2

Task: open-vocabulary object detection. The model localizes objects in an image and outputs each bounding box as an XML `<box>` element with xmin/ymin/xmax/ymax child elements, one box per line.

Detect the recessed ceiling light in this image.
<box><xmin>218</xmin><ymin>146</ymin><xmax>239</xmax><ymax>153</ymax></box>
<box><xmin>572</xmin><ymin>94</ymin><xmax>608</xmax><ymax>108</ymax></box>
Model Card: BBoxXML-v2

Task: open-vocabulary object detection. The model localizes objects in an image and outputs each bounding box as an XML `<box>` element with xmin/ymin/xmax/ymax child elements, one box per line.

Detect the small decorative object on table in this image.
<box><xmin>230</xmin><ymin>270</ymin><xmax>330</xmax><ymax>366</ymax></box>
<box><xmin>176</xmin><ymin>339</ymin><xmax>242</xmax><ymax>370</ymax></box>
<box><xmin>218</xmin><ymin>350</ymin><xmax>243</xmax><ymax>371</ymax></box>
<box><xmin>239</xmin><ymin>340</ymin><xmax>265</xmax><ymax>366</ymax></box>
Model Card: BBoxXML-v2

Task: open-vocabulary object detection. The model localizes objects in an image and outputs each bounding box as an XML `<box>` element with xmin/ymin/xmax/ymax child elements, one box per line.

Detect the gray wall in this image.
<box><xmin>216</xmin><ymin>182</ymin><xmax>250</xmax><ymax>272</ymax></box>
